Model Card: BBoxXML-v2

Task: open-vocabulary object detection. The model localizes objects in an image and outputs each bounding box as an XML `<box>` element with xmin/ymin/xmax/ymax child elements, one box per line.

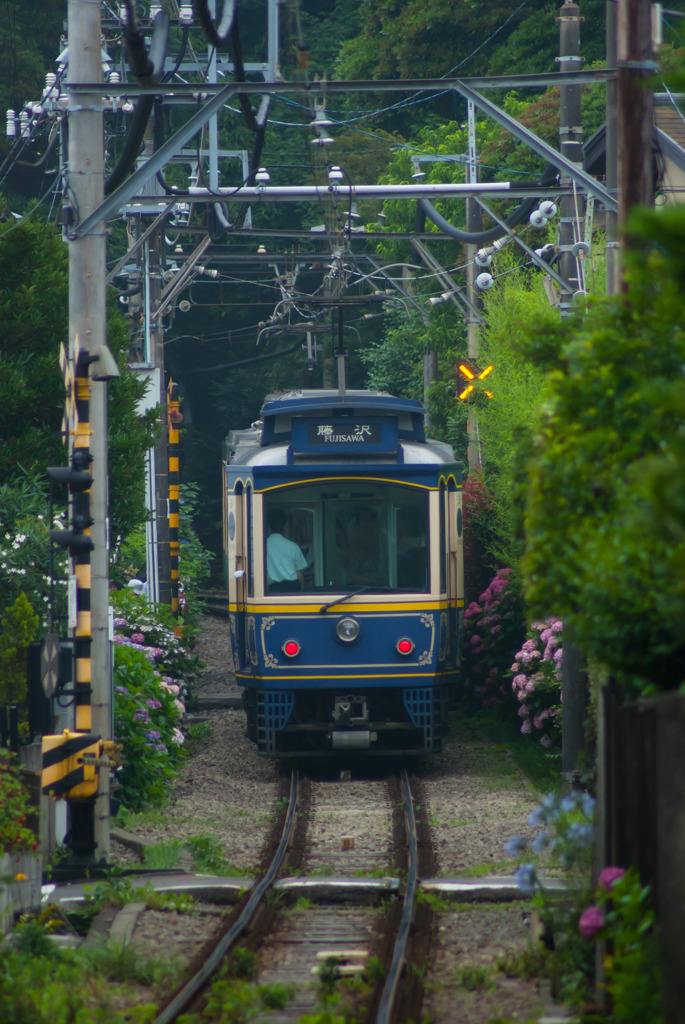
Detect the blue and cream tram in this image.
<box><xmin>223</xmin><ymin>389</ymin><xmax>464</xmax><ymax>756</ymax></box>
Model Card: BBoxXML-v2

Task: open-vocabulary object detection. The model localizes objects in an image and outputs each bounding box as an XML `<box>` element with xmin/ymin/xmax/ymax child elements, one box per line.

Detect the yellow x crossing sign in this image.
<box><xmin>457</xmin><ymin>362</ymin><xmax>493</xmax><ymax>400</ymax></box>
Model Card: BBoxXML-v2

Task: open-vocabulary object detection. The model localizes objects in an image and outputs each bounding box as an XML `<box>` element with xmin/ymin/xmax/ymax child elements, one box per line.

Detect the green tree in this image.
<box><xmin>522</xmin><ymin>205</ymin><xmax>685</xmax><ymax>692</ymax></box>
<box><xmin>0</xmin><ymin>592</ymin><xmax>39</xmax><ymax>716</ymax></box>
<box><xmin>0</xmin><ymin>210</ymin><xmax>157</xmax><ymax>621</ymax></box>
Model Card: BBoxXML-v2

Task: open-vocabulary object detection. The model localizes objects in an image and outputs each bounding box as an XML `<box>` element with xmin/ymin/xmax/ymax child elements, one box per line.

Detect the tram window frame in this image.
<box><xmin>439</xmin><ymin>482</ymin><xmax>447</xmax><ymax>595</ymax></box>
<box><xmin>263</xmin><ymin>483</ymin><xmax>429</xmax><ymax>594</ymax></box>
<box><xmin>245</xmin><ymin>484</ymin><xmax>254</xmax><ymax>598</ymax></box>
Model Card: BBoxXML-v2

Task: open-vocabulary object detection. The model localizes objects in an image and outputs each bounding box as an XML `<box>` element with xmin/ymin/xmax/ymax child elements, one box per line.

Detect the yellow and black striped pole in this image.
<box><xmin>44</xmin><ymin>347</ymin><xmax>100</xmax><ymax>808</ymax></box>
<box><xmin>72</xmin><ymin>350</ymin><xmax>93</xmax><ymax>739</ymax></box>
<box><xmin>167</xmin><ymin>378</ymin><xmax>182</xmax><ymax>618</ymax></box>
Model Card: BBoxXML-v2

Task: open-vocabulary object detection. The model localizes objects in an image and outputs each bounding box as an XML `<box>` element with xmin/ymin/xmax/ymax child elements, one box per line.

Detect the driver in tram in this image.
<box><xmin>266</xmin><ymin>508</ymin><xmax>308</xmax><ymax>593</ymax></box>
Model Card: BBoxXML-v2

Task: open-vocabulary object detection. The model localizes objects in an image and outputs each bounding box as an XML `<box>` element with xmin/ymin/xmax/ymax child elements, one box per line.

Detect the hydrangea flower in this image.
<box><xmin>514</xmin><ymin>863</ymin><xmax>537</xmax><ymax>895</ymax></box>
<box><xmin>578</xmin><ymin>905</ymin><xmax>605</xmax><ymax>940</ymax></box>
<box><xmin>597</xmin><ymin>866</ymin><xmax>626</xmax><ymax>891</ymax></box>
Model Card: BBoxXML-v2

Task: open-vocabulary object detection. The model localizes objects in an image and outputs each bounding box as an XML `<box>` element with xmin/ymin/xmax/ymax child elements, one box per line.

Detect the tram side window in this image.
<box><xmin>395</xmin><ymin>501</ymin><xmax>428</xmax><ymax>591</ymax></box>
<box><xmin>264</xmin><ymin>501</ymin><xmax>314</xmax><ymax>593</ymax></box>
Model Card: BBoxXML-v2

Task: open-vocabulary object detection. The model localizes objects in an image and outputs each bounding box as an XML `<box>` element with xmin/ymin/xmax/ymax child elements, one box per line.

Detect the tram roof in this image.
<box><xmin>259</xmin><ymin>389</ymin><xmax>426</xmax><ymax>447</ymax></box>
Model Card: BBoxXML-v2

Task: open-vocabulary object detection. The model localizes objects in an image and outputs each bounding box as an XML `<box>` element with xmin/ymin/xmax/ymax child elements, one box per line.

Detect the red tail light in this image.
<box><xmin>396</xmin><ymin>637</ymin><xmax>414</xmax><ymax>656</ymax></box>
<box><xmin>282</xmin><ymin>639</ymin><xmax>301</xmax><ymax>658</ymax></box>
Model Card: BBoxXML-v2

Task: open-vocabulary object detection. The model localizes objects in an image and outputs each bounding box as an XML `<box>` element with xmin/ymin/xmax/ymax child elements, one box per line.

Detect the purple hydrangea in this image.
<box><xmin>578</xmin><ymin>905</ymin><xmax>605</xmax><ymax>940</ymax></box>
<box><xmin>598</xmin><ymin>866</ymin><xmax>626</xmax><ymax>891</ymax></box>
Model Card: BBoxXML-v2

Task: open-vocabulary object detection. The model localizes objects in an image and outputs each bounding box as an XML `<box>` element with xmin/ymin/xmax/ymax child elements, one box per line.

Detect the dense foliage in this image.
<box><xmin>522</xmin><ymin>206</ymin><xmax>685</xmax><ymax>692</ymax></box>
<box><xmin>111</xmin><ymin>589</ymin><xmax>200</xmax><ymax>810</ymax></box>
<box><xmin>0</xmin><ymin>750</ymin><xmax>39</xmax><ymax>854</ymax></box>
<box><xmin>0</xmin><ymin>212</ymin><xmax>158</xmax><ymax>623</ymax></box>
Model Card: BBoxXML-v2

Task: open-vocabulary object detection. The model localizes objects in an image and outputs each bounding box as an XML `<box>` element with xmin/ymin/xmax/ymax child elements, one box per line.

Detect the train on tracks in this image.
<box><xmin>222</xmin><ymin>389</ymin><xmax>464</xmax><ymax>757</ymax></box>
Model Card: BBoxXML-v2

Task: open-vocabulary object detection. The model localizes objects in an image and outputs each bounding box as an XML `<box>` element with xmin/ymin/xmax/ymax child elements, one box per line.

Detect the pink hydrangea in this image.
<box><xmin>130</xmin><ymin>632</ymin><xmax>145</xmax><ymax>645</ymax></box>
<box><xmin>518</xmin><ymin>705</ymin><xmax>530</xmax><ymax>719</ymax></box>
<box><xmin>513</xmin><ymin>673</ymin><xmax>527</xmax><ymax>688</ymax></box>
<box><xmin>510</xmin><ymin>662</ymin><xmax>520</xmax><ymax>673</ymax></box>
<box><xmin>598</xmin><ymin>866</ymin><xmax>626</xmax><ymax>891</ymax></box>
<box><xmin>521</xmin><ymin>719</ymin><xmax>532</xmax><ymax>734</ymax></box>
<box><xmin>490</xmin><ymin>624</ymin><xmax>502</xmax><ymax>635</ymax></box>
<box><xmin>540</xmin><ymin>733</ymin><xmax>552</xmax><ymax>748</ymax></box>
<box><xmin>470</xmin><ymin>634</ymin><xmax>481</xmax><ymax>646</ymax></box>
<box><xmin>578</xmin><ymin>905</ymin><xmax>605</xmax><ymax>940</ymax></box>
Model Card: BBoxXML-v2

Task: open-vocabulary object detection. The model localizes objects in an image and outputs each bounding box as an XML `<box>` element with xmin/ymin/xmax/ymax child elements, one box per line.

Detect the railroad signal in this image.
<box><xmin>42</xmin><ymin>730</ymin><xmax>119</xmax><ymax>800</ymax></box>
<box><xmin>47</xmin><ymin>449</ymin><xmax>94</xmax><ymax>556</ymax></box>
<box><xmin>457</xmin><ymin>362</ymin><xmax>493</xmax><ymax>400</ymax></box>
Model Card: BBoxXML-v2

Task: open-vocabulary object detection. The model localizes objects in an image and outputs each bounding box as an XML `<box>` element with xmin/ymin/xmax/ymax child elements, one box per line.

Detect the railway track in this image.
<box><xmin>152</xmin><ymin>767</ymin><xmax>433</xmax><ymax>1024</ymax></box>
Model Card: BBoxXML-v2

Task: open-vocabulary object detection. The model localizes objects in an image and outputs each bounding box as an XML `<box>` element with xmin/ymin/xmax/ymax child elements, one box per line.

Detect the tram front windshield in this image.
<box><xmin>264</xmin><ymin>482</ymin><xmax>429</xmax><ymax>594</ymax></box>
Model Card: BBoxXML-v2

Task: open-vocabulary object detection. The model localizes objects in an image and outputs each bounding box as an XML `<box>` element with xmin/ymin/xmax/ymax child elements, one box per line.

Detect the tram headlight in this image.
<box><xmin>396</xmin><ymin>637</ymin><xmax>415</xmax><ymax>656</ymax></box>
<box><xmin>336</xmin><ymin>617</ymin><xmax>360</xmax><ymax>643</ymax></box>
<box><xmin>282</xmin><ymin>639</ymin><xmax>301</xmax><ymax>658</ymax></box>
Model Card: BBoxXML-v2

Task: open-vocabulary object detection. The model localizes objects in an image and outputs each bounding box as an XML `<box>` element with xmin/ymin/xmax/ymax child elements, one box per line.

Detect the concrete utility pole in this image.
<box><xmin>557</xmin><ymin>0</ymin><xmax>589</xmax><ymax>781</ymax></box>
<box><xmin>68</xmin><ymin>0</ymin><xmax>111</xmax><ymax>861</ymax></box>
<box><xmin>465</xmin><ymin>101</ymin><xmax>483</xmax><ymax>471</ymax></box>
<box><xmin>557</xmin><ymin>0</ymin><xmax>584</xmax><ymax>315</ymax></box>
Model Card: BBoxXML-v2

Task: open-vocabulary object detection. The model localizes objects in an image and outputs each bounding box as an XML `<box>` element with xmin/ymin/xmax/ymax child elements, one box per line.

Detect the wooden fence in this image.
<box><xmin>598</xmin><ymin>687</ymin><xmax>685</xmax><ymax>1023</ymax></box>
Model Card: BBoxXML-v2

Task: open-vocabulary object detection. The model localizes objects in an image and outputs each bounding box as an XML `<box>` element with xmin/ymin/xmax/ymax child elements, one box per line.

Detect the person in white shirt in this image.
<box><xmin>266</xmin><ymin>508</ymin><xmax>308</xmax><ymax>593</ymax></box>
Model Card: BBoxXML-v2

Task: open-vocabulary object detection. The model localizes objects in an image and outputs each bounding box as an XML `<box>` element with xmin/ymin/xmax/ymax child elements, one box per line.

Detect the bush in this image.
<box><xmin>522</xmin><ymin>205</ymin><xmax>685</xmax><ymax>693</ymax></box>
<box><xmin>0</xmin><ymin>751</ymin><xmax>39</xmax><ymax>854</ymax></box>
<box><xmin>113</xmin><ymin>645</ymin><xmax>186</xmax><ymax>812</ymax></box>
<box><xmin>111</xmin><ymin>588</ymin><xmax>201</xmax><ymax>708</ymax></box>
<box><xmin>508</xmin><ymin>618</ymin><xmax>563</xmax><ymax>748</ymax></box>
<box><xmin>506</xmin><ymin>790</ymin><xmax>596</xmax><ymax>1009</ymax></box>
<box><xmin>461</xmin><ymin>568</ymin><xmax>526</xmax><ymax>711</ymax></box>
<box><xmin>0</xmin><ymin>592</ymin><xmax>39</xmax><ymax>722</ymax></box>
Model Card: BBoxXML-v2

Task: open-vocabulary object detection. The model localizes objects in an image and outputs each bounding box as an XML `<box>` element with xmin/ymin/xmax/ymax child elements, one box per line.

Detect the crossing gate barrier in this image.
<box><xmin>41</xmin><ymin>731</ymin><xmax>118</xmax><ymax>800</ymax></box>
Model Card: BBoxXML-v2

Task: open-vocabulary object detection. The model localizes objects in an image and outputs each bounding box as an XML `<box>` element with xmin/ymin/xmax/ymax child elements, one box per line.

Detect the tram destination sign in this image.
<box><xmin>291</xmin><ymin>416</ymin><xmax>398</xmax><ymax>454</ymax></box>
<box><xmin>309</xmin><ymin>422</ymin><xmax>381</xmax><ymax>445</ymax></box>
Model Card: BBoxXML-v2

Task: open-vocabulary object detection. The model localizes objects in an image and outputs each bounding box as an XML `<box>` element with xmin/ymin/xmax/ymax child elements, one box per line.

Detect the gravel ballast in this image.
<box><xmin>107</xmin><ymin>614</ymin><xmax>552</xmax><ymax>1023</ymax></box>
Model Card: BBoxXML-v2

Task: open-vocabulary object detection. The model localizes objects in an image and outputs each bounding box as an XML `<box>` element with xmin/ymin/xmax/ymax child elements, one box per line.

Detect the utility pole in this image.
<box><xmin>557</xmin><ymin>0</ymin><xmax>584</xmax><ymax>315</ymax></box>
<box><xmin>617</xmin><ymin>0</ymin><xmax>653</xmax><ymax>263</ymax></box>
<box><xmin>605</xmin><ymin>1</ymin><xmax>619</xmax><ymax>293</ymax></box>
<box><xmin>557</xmin><ymin>0</ymin><xmax>589</xmax><ymax>781</ymax></box>
<box><xmin>465</xmin><ymin>101</ymin><xmax>483</xmax><ymax>471</ymax></box>
<box><xmin>68</xmin><ymin>0</ymin><xmax>111</xmax><ymax>862</ymax></box>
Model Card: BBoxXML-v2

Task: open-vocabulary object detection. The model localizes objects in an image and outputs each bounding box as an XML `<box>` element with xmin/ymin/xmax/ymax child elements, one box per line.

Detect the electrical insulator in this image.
<box><xmin>6</xmin><ymin>110</ymin><xmax>16</xmax><ymax>138</ymax></box>
<box><xmin>476</xmin><ymin>273</ymin><xmax>494</xmax><ymax>291</ymax></box>
<box><xmin>178</xmin><ymin>3</ymin><xmax>194</xmax><ymax>24</ymax></box>
<box><xmin>529</xmin><ymin>210</ymin><xmax>547</xmax><ymax>228</ymax></box>
<box><xmin>19</xmin><ymin>111</ymin><xmax>30</xmax><ymax>138</ymax></box>
<box><xmin>539</xmin><ymin>200</ymin><xmax>558</xmax><ymax>219</ymax></box>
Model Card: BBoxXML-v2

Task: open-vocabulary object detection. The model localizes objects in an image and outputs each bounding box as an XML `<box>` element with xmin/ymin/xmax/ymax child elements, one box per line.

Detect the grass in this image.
<box><xmin>449</xmin><ymin>709</ymin><xmax>560</xmax><ymax>794</ymax></box>
<box><xmin>456</xmin><ymin>965</ymin><xmax>494</xmax><ymax>992</ymax></box>
<box><xmin>141</xmin><ymin>833</ymin><xmax>253</xmax><ymax>875</ymax></box>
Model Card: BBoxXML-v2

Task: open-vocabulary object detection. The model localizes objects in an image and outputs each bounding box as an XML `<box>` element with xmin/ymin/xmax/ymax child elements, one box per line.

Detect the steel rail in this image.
<box><xmin>152</xmin><ymin>769</ymin><xmax>300</xmax><ymax>1024</ymax></box>
<box><xmin>375</xmin><ymin>769</ymin><xmax>419</xmax><ymax>1024</ymax></box>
